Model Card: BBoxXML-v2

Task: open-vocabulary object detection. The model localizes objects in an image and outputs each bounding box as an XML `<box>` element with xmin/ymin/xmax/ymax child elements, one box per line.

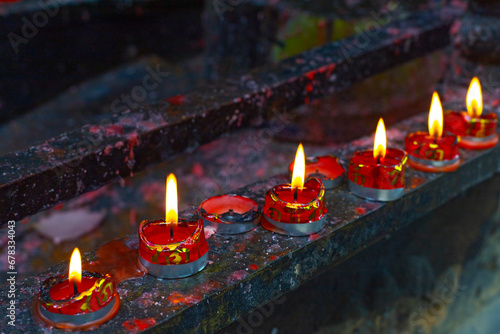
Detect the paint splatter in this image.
<box><xmin>308</xmin><ymin>233</ymin><xmax>321</xmax><ymax>241</ymax></box>
<box><xmin>249</xmin><ymin>264</ymin><xmax>259</xmax><ymax>270</ymax></box>
<box><xmin>167</xmin><ymin>291</ymin><xmax>202</xmax><ymax>305</ymax></box>
<box><xmin>204</xmin><ymin>226</ymin><xmax>217</xmax><ymax>239</ymax></box>
<box><xmin>86</xmin><ymin>240</ymin><xmax>146</xmax><ymax>283</ymax></box>
<box><xmin>228</xmin><ymin>270</ymin><xmax>248</xmax><ymax>283</ymax></box>
<box><xmin>123</xmin><ymin>318</ymin><xmax>156</xmax><ymax>332</ymax></box>
<box><xmin>165</xmin><ymin>95</ymin><xmax>186</xmax><ymax>105</ymax></box>
<box><xmin>355</xmin><ymin>207</ymin><xmax>367</xmax><ymax>215</ymax></box>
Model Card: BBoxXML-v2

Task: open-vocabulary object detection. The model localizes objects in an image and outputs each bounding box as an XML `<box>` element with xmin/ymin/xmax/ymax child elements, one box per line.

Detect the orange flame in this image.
<box><xmin>373</xmin><ymin>118</ymin><xmax>387</xmax><ymax>160</ymax></box>
<box><xmin>428</xmin><ymin>92</ymin><xmax>443</xmax><ymax>139</ymax></box>
<box><xmin>165</xmin><ymin>173</ymin><xmax>178</xmax><ymax>223</ymax></box>
<box><xmin>291</xmin><ymin>143</ymin><xmax>305</xmax><ymax>190</ymax></box>
<box><xmin>467</xmin><ymin>77</ymin><xmax>483</xmax><ymax>118</ymax></box>
<box><xmin>69</xmin><ymin>248</ymin><xmax>82</xmax><ymax>286</ymax></box>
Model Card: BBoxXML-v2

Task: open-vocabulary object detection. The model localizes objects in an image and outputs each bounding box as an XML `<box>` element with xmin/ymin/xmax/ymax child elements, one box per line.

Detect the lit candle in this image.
<box><xmin>288</xmin><ymin>154</ymin><xmax>344</xmax><ymax>189</ymax></box>
<box><xmin>198</xmin><ymin>194</ymin><xmax>261</xmax><ymax>234</ymax></box>
<box><xmin>261</xmin><ymin>144</ymin><xmax>327</xmax><ymax>236</ymax></box>
<box><xmin>444</xmin><ymin>77</ymin><xmax>498</xmax><ymax>149</ymax></box>
<box><xmin>138</xmin><ymin>173</ymin><xmax>209</xmax><ymax>278</ymax></box>
<box><xmin>405</xmin><ymin>92</ymin><xmax>460</xmax><ymax>172</ymax></box>
<box><xmin>348</xmin><ymin>118</ymin><xmax>407</xmax><ymax>202</ymax></box>
<box><xmin>35</xmin><ymin>248</ymin><xmax>120</xmax><ymax>331</ymax></box>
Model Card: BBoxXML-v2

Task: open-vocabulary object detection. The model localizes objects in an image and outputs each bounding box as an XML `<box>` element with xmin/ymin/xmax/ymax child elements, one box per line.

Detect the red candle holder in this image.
<box><xmin>288</xmin><ymin>155</ymin><xmax>345</xmax><ymax>189</ymax></box>
<box><xmin>444</xmin><ymin>110</ymin><xmax>498</xmax><ymax>149</ymax></box>
<box><xmin>405</xmin><ymin>132</ymin><xmax>460</xmax><ymax>172</ymax></box>
<box><xmin>34</xmin><ymin>271</ymin><xmax>120</xmax><ymax>331</ymax></box>
<box><xmin>261</xmin><ymin>177</ymin><xmax>327</xmax><ymax>236</ymax></box>
<box><xmin>198</xmin><ymin>194</ymin><xmax>261</xmax><ymax>234</ymax></box>
<box><xmin>348</xmin><ymin>148</ymin><xmax>407</xmax><ymax>202</ymax></box>
<box><xmin>138</xmin><ymin>218</ymin><xmax>209</xmax><ymax>279</ymax></box>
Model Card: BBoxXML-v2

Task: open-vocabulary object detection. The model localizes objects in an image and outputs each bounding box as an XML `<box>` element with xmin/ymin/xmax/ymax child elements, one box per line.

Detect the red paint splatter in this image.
<box><xmin>308</xmin><ymin>233</ymin><xmax>321</xmax><ymax>241</ymax></box>
<box><xmin>165</xmin><ymin>95</ymin><xmax>186</xmax><ymax>105</ymax></box>
<box><xmin>89</xmin><ymin>126</ymin><xmax>100</xmax><ymax>134</ymax></box>
<box><xmin>204</xmin><ymin>225</ymin><xmax>217</xmax><ymax>239</ymax></box>
<box><xmin>192</xmin><ymin>163</ymin><xmax>205</xmax><ymax>177</ymax></box>
<box><xmin>355</xmin><ymin>207</ymin><xmax>367</xmax><ymax>215</ymax></box>
<box><xmin>104</xmin><ymin>145</ymin><xmax>113</xmax><ymax>156</ymax></box>
<box><xmin>306</xmin><ymin>83</ymin><xmax>313</xmax><ymax>92</ymax></box>
<box><xmin>123</xmin><ymin>318</ymin><xmax>156</xmax><ymax>332</ymax></box>
<box><xmin>234</xmin><ymin>243</ymin><xmax>246</xmax><ymax>253</ymax></box>
<box><xmin>249</xmin><ymin>264</ymin><xmax>259</xmax><ymax>270</ymax></box>
<box><xmin>167</xmin><ymin>291</ymin><xmax>202</xmax><ymax>305</ymax></box>
<box><xmin>270</xmin><ymin>255</ymin><xmax>278</xmax><ymax>261</ymax></box>
<box><xmin>256</xmin><ymin>168</ymin><xmax>265</xmax><ymax>177</ymax></box>
<box><xmin>53</xmin><ymin>203</ymin><xmax>64</xmax><ymax>210</ymax></box>
<box><xmin>104</xmin><ymin>125</ymin><xmax>123</xmax><ymax>136</ymax></box>
<box><xmin>228</xmin><ymin>270</ymin><xmax>248</xmax><ymax>283</ymax></box>
<box><xmin>86</xmin><ymin>240</ymin><xmax>146</xmax><ymax>284</ymax></box>
<box><xmin>127</xmin><ymin>133</ymin><xmax>138</xmax><ymax>161</ymax></box>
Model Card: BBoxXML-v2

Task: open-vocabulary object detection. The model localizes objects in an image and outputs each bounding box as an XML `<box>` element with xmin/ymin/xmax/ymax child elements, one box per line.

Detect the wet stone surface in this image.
<box><xmin>0</xmin><ymin>7</ymin><xmax>457</xmax><ymax>224</ymax></box>
<box><xmin>1</xmin><ymin>96</ymin><xmax>500</xmax><ymax>333</ymax></box>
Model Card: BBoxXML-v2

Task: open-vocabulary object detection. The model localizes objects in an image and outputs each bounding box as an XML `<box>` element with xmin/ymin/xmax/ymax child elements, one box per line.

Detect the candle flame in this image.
<box><xmin>373</xmin><ymin>118</ymin><xmax>387</xmax><ymax>160</ymax></box>
<box><xmin>69</xmin><ymin>248</ymin><xmax>82</xmax><ymax>285</ymax></box>
<box><xmin>428</xmin><ymin>92</ymin><xmax>443</xmax><ymax>139</ymax></box>
<box><xmin>291</xmin><ymin>143</ymin><xmax>305</xmax><ymax>190</ymax></box>
<box><xmin>165</xmin><ymin>173</ymin><xmax>178</xmax><ymax>223</ymax></box>
<box><xmin>467</xmin><ymin>77</ymin><xmax>483</xmax><ymax>118</ymax></box>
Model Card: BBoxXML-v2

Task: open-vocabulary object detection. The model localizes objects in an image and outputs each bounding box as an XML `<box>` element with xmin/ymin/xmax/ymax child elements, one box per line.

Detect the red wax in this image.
<box><xmin>40</xmin><ymin>272</ymin><xmax>116</xmax><ymax>315</ymax></box>
<box><xmin>289</xmin><ymin>155</ymin><xmax>344</xmax><ymax>181</ymax></box>
<box><xmin>406</xmin><ymin>132</ymin><xmax>459</xmax><ymax>157</ymax></box>
<box><xmin>200</xmin><ymin>194</ymin><xmax>259</xmax><ymax>223</ymax></box>
<box><xmin>348</xmin><ymin>148</ymin><xmax>406</xmax><ymax>189</ymax></box>
<box><xmin>262</xmin><ymin>177</ymin><xmax>326</xmax><ymax>224</ymax></box>
<box><xmin>444</xmin><ymin>110</ymin><xmax>498</xmax><ymax>149</ymax></box>
<box><xmin>138</xmin><ymin>219</ymin><xmax>208</xmax><ymax>265</ymax></box>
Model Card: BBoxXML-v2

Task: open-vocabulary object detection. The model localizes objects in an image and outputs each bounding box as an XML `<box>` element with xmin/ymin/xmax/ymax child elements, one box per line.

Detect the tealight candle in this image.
<box><xmin>262</xmin><ymin>144</ymin><xmax>327</xmax><ymax>236</ymax></box>
<box><xmin>348</xmin><ymin>118</ymin><xmax>407</xmax><ymax>202</ymax></box>
<box><xmin>34</xmin><ymin>248</ymin><xmax>120</xmax><ymax>331</ymax></box>
<box><xmin>198</xmin><ymin>194</ymin><xmax>261</xmax><ymax>234</ymax></box>
<box><xmin>138</xmin><ymin>174</ymin><xmax>209</xmax><ymax>279</ymax></box>
<box><xmin>288</xmin><ymin>155</ymin><xmax>345</xmax><ymax>189</ymax></box>
<box><xmin>444</xmin><ymin>77</ymin><xmax>498</xmax><ymax>149</ymax></box>
<box><xmin>405</xmin><ymin>92</ymin><xmax>460</xmax><ymax>172</ymax></box>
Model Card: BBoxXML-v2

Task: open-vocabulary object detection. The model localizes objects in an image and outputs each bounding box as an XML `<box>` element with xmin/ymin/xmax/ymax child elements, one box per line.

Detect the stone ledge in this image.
<box><xmin>3</xmin><ymin>106</ymin><xmax>499</xmax><ymax>333</ymax></box>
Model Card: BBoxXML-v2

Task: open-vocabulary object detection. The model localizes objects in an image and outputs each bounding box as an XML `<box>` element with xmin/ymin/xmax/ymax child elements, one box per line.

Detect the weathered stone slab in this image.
<box><xmin>0</xmin><ymin>8</ymin><xmax>458</xmax><ymax>224</ymax></box>
<box><xmin>2</xmin><ymin>106</ymin><xmax>499</xmax><ymax>333</ymax></box>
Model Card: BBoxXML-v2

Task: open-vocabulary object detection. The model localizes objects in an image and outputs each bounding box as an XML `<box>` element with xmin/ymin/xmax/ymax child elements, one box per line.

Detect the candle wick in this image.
<box><xmin>170</xmin><ymin>222</ymin><xmax>173</xmax><ymax>240</ymax></box>
<box><xmin>72</xmin><ymin>280</ymin><xmax>78</xmax><ymax>296</ymax></box>
<box><xmin>376</xmin><ymin>156</ymin><xmax>381</xmax><ymax>165</ymax></box>
<box><xmin>293</xmin><ymin>188</ymin><xmax>298</xmax><ymax>202</ymax></box>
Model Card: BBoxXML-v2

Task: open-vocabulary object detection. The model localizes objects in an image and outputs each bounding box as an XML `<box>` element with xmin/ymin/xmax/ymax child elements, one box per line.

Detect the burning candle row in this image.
<box><xmin>34</xmin><ymin>77</ymin><xmax>497</xmax><ymax>331</ymax></box>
